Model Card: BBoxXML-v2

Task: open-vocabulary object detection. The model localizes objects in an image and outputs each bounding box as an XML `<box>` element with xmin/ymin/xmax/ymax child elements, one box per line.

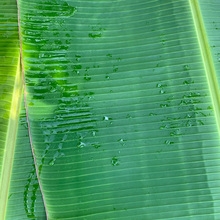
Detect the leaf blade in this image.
<box><xmin>0</xmin><ymin>0</ymin><xmax>22</xmax><ymax>218</ymax></box>
<box><xmin>18</xmin><ymin>0</ymin><xmax>220</xmax><ymax>219</ymax></box>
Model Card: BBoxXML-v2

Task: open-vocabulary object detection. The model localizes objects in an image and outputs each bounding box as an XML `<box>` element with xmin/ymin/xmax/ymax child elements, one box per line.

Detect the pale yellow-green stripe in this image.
<box><xmin>189</xmin><ymin>0</ymin><xmax>220</xmax><ymax>135</ymax></box>
<box><xmin>0</xmin><ymin>58</ymin><xmax>23</xmax><ymax>220</ymax></box>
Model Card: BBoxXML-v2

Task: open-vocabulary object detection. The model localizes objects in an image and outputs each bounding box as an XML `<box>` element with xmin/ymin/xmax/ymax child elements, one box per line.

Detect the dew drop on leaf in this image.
<box><xmin>92</xmin><ymin>143</ymin><xmax>101</xmax><ymax>149</ymax></box>
<box><xmin>165</xmin><ymin>140</ymin><xmax>174</xmax><ymax>145</ymax></box>
<box><xmin>183</xmin><ymin>65</ymin><xmax>190</xmax><ymax>71</ymax></box>
<box><xmin>78</xmin><ymin>142</ymin><xmax>86</xmax><ymax>149</ymax></box>
<box><xmin>49</xmin><ymin>159</ymin><xmax>55</xmax><ymax>166</ymax></box>
<box><xmin>103</xmin><ymin>116</ymin><xmax>109</xmax><ymax>121</ymax></box>
<box><xmin>111</xmin><ymin>156</ymin><xmax>119</xmax><ymax>166</ymax></box>
<box><xmin>84</xmin><ymin>74</ymin><xmax>91</xmax><ymax>81</ymax></box>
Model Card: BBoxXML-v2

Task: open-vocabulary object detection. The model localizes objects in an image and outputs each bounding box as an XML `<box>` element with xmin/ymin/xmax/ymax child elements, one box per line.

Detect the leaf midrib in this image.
<box><xmin>189</xmin><ymin>0</ymin><xmax>220</xmax><ymax>135</ymax></box>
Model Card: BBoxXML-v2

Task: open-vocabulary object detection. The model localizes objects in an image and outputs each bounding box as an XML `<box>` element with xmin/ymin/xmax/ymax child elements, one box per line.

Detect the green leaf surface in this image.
<box><xmin>0</xmin><ymin>0</ymin><xmax>19</xmax><ymax>170</ymax></box>
<box><xmin>0</xmin><ymin>0</ymin><xmax>23</xmax><ymax>218</ymax></box>
<box><xmin>5</xmin><ymin>99</ymin><xmax>46</xmax><ymax>220</ymax></box>
<box><xmin>0</xmin><ymin>0</ymin><xmax>46</xmax><ymax>219</ymax></box>
<box><xmin>1</xmin><ymin>0</ymin><xmax>220</xmax><ymax>219</ymax></box>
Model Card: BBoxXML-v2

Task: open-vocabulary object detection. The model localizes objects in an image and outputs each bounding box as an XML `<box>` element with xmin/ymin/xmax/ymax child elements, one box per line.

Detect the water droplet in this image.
<box><xmin>165</xmin><ymin>140</ymin><xmax>174</xmax><ymax>145</ymax></box>
<box><xmin>111</xmin><ymin>156</ymin><xmax>119</xmax><ymax>166</ymax></box>
<box><xmin>160</xmin><ymin>104</ymin><xmax>169</xmax><ymax>108</ymax></box>
<box><xmin>183</xmin><ymin>79</ymin><xmax>194</xmax><ymax>85</ymax></box>
<box><xmin>162</xmin><ymin>40</ymin><xmax>166</xmax><ymax>45</ymax></box>
<box><xmin>186</xmin><ymin>120</ymin><xmax>192</xmax><ymax>127</ymax></box>
<box><xmin>183</xmin><ymin>65</ymin><xmax>190</xmax><ymax>71</ymax></box>
<box><xmin>89</xmin><ymin>33</ymin><xmax>102</xmax><ymax>38</ymax></box>
<box><xmin>170</xmin><ymin>129</ymin><xmax>180</xmax><ymax>136</ymax></box>
<box><xmin>49</xmin><ymin>159</ymin><xmax>55</xmax><ymax>166</ymax></box>
<box><xmin>149</xmin><ymin>113</ymin><xmax>157</xmax><ymax>116</ymax></box>
<box><xmin>75</xmin><ymin>54</ymin><xmax>81</xmax><ymax>58</ymax></box>
<box><xmin>113</xmin><ymin>67</ymin><xmax>118</xmax><ymax>72</ymax></box>
<box><xmin>78</xmin><ymin>142</ymin><xmax>86</xmax><ymax>149</ymax></box>
<box><xmin>92</xmin><ymin>143</ymin><xmax>101</xmax><ymax>149</ymax></box>
<box><xmin>85</xmin><ymin>67</ymin><xmax>90</xmax><ymax>72</ymax></box>
<box><xmin>103</xmin><ymin>116</ymin><xmax>109</xmax><ymax>121</ymax></box>
<box><xmin>50</xmin><ymin>87</ymin><xmax>56</xmax><ymax>93</ymax></box>
<box><xmin>106</xmin><ymin>54</ymin><xmax>112</xmax><ymax>58</ymax></box>
<box><xmin>118</xmin><ymin>138</ymin><xmax>125</xmax><ymax>142</ymax></box>
<box><xmin>160</xmin><ymin>125</ymin><xmax>168</xmax><ymax>130</ymax></box>
<box><xmin>84</xmin><ymin>74</ymin><xmax>91</xmax><ymax>81</ymax></box>
<box><xmin>198</xmin><ymin>120</ymin><xmax>204</xmax><ymax>125</ymax></box>
<box><xmin>160</xmin><ymin>89</ymin><xmax>165</xmax><ymax>94</ymax></box>
<box><xmin>105</xmin><ymin>75</ymin><xmax>110</xmax><ymax>80</ymax></box>
<box><xmin>156</xmin><ymin>83</ymin><xmax>167</xmax><ymax>88</ymax></box>
<box><xmin>118</xmin><ymin>138</ymin><xmax>126</xmax><ymax>146</ymax></box>
<box><xmin>92</xmin><ymin>131</ymin><xmax>96</xmax><ymax>136</ymax></box>
<box><xmin>198</xmin><ymin>112</ymin><xmax>207</xmax><ymax>117</ymax></box>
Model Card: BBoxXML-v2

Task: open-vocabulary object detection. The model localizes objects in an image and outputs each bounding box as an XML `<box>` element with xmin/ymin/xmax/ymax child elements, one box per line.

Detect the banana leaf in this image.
<box><xmin>1</xmin><ymin>0</ymin><xmax>220</xmax><ymax>219</ymax></box>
